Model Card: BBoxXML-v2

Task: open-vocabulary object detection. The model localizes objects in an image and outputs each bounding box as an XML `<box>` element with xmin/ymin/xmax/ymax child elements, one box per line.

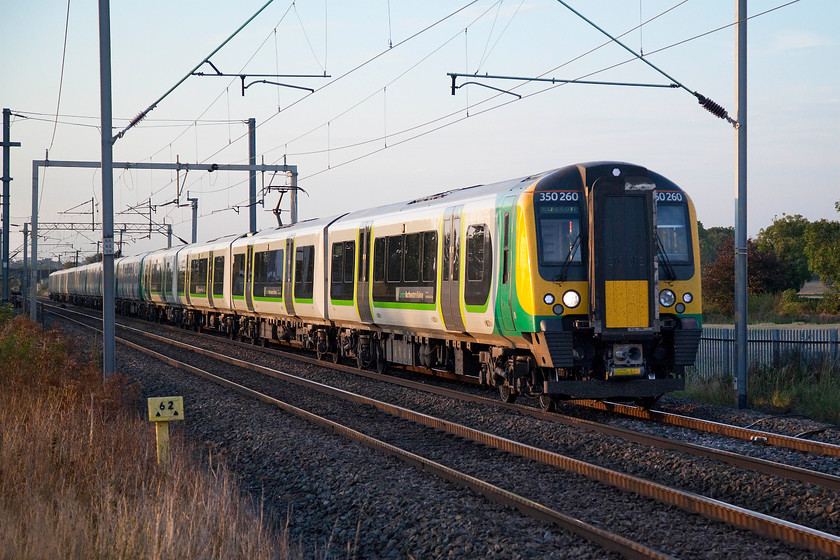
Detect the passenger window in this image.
<box><xmin>330</xmin><ymin>241</ymin><xmax>354</xmax><ymax>301</ymax></box>
<box><xmin>343</xmin><ymin>241</ymin><xmax>355</xmax><ymax>283</ymax></box>
<box><xmin>422</xmin><ymin>232</ymin><xmax>437</xmax><ymax>283</ymax></box>
<box><xmin>466</xmin><ymin>225</ymin><xmax>485</xmax><ymax>282</ymax></box>
<box><xmin>254</xmin><ymin>249</ymin><xmax>283</xmax><ymax>298</ymax></box>
<box><xmin>294</xmin><ymin>245</ymin><xmax>315</xmax><ymax>300</ymax></box>
<box><xmin>387</xmin><ymin>235</ymin><xmax>403</xmax><ymax>283</ymax></box>
<box><xmin>373</xmin><ymin>238</ymin><xmax>386</xmax><ymax>283</ymax></box>
<box><xmin>232</xmin><ymin>253</ymin><xmax>245</xmax><ymax>297</ymax></box>
<box><xmin>177</xmin><ymin>260</ymin><xmax>187</xmax><ymax>295</ymax></box>
<box><xmin>465</xmin><ymin>223</ymin><xmax>492</xmax><ymax>307</ymax></box>
<box><xmin>189</xmin><ymin>258</ymin><xmax>208</xmax><ymax>295</ymax></box>
<box><xmin>164</xmin><ymin>262</ymin><xmax>172</xmax><ymax>295</ymax></box>
<box><xmin>331</xmin><ymin>242</ymin><xmax>344</xmax><ymax>284</ymax></box>
<box><xmin>404</xmin><ymin>234</ymin><xmax>420</xmax><ymax>282</ymax></box>
<box><xmin>212</xmin><ymin>256</ymin><xmax>225</xmax><ymax>297</ymax></box>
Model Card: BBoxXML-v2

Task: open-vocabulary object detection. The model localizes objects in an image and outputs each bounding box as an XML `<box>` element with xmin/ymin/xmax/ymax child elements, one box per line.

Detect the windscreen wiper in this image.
<box><xmin>553</xmin><ymin>234</ymin><xmax>582</xmax><ymax>283</ymax></box>
<box><xmin>656</xmin><ymin>235</ymin><xmax>677</xmax><ymax>281</ymax></box>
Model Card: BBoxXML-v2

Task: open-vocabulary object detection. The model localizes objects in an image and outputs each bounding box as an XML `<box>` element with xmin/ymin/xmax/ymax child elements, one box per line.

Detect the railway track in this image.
<box><xmin>44</xmin><ymin>302</ymin><xmax>840</xmax><ymax>557</ymax></box>
<box><xmin>42</xmin><ymin>301</ymin><xmax>840</xmax><ymax>487</ymax></box>
<box><xmin>579</xmin><ymin>400</ymin><xmax>840</xmax><ymax>458</ymax></box>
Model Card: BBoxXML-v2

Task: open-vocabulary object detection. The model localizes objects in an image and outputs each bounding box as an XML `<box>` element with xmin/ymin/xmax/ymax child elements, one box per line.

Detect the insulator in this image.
<box><xmin>696</xmin><ymin>94</ymin><xmax>729</xmax><ymax>120</ymax></box>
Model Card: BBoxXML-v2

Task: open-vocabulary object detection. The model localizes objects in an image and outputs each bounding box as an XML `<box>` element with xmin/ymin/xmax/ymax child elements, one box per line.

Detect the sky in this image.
<box><xmin>1</xmin><ymin>0</ymin><xmax>838</xmax><ymax>263</ymax></box>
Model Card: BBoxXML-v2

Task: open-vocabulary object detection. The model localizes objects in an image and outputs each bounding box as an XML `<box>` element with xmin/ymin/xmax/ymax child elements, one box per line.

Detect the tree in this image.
<box><xmin>805</xmin><ymin>219</ymin><xmax>840</xmax><ymax>286</ymax></box>
<box><xmin>755</xmin><ymin>214</ymin><xmax>811</xmax><ymax>291</ymax></box>
<box><xmin>697</xmin><ymin>222</ymin><xmax>735</xmax><ymax>268</ymax></box>
<box><xmin>702</xmin><ymin>234</ymin><xmax>795</xmax><ymax>314</ymax></box>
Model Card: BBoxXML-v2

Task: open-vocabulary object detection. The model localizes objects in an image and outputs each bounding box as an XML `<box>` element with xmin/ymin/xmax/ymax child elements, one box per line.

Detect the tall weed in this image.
<box><xmin>0</xmin><ymin>315</ymin><xmax>292</xmax><ymax>559</ymax></box>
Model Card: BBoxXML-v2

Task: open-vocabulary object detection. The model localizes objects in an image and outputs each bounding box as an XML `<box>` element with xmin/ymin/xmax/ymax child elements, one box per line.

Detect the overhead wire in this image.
<box><xmin>181</xmin><ymin>0</ymin><xmax>502</xmax><ymax>206</ymax></box>
<box><xmin>128</xmin><ymin>0</ymin><xmax>801</xmax><ymax>230</ymax></box>
<box><xmin>197</xmin><ymin>0</ymin><xmax>481</xmax><ymax>166</ymax></box>
<box><xmin>128</xmin><ymin>1</ymin><xmax>299</xmax><ymax>210</ymax></box>
<box><xmin>293</xmin><ymin>1</ymin><xmax>325</xmax><ymax>73</ymax></box>
<box><xmin>475</xmin><ymin>0</ymin><xmax>503</xmax><ymax>73</ymax></box>
<box><xmin>281</xmin><ymin>0</ymin><xmax>802</xmax><ymax>182</ymax></box>
<box><xmin>49</xmin><ymin>0</ymin><xmax>72</xmax><ymax>151</ymax></box>
<box><xmin>181</xmin><ymin>0</ymin><xmax>671</xmax><ymax>206</ymax></box>
<box><xmin>260</xmin><ymin>0</ymin><xmax>502</xmax><ymax>159</ymax></box>
<box><xmin>475</xmin><ymin>0</ymin><xmax>526</xmax><ymax>74</ymax></box>
<box><xmin>268</xmin><ymin>0</ymin><xmax>685</xmax><ymax>162</ymax></box>
<box><xmin>114</xmin><ymin>0</ymin><xmax>276</xmax><ymax>141</ymax></box>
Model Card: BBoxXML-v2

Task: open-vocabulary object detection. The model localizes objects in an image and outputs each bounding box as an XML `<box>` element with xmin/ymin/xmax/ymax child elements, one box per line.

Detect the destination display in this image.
<box><xmin>395</xmin><ymin>286</ymin><xmax>435</xmax><ymax>304</ymax></box>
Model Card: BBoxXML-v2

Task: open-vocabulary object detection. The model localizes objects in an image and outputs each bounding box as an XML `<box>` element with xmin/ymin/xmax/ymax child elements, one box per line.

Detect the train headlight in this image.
<box><xmin>675</xmin><ymin>303</ymin><xmax>686</xmax><ymax>313</ymax></box>
<box><xmin>683</xmin><ymin>292</ymin><xmax>693</xmax><ymax>303</ymax></box>
<box><xmin>543</xmin><ymin>293</ymin><xmax>555</xmax><ymax>305</ymax></box>
<box><xmin>659</xmin><ymin>289</ymin><xmax>676</xmax><ymax>307</ymax></box>
<box><xmin>552</xmin><ymin>304</ymin><xmax>564</xmax><ymax>315</ymax></box>
<box><xmin>562</xmin><ymin>290</ymin><xmax>581</xmax><ymax>309</ymax></box>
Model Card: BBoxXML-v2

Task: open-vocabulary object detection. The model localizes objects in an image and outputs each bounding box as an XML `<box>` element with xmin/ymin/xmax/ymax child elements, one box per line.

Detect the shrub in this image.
<box><xmin>817</xmin><ymin>288</ymin><xmax>840</xmax><ymax>315</ymax></box>
<box><xmin>775</xmin><ymin>289</ymin><xmax>818</xmax><ymax>317</ymax></box>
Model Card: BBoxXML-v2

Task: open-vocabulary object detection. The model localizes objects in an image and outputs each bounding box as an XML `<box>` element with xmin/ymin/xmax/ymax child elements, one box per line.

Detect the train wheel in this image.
<box><xmin>498</xmin><ymin>385</ymin><xmax>516</xmax><ymax>404</ymax></box>
<box><xmin>375</xmin><ymin>343</ymin><xmax>387</xmax><ymax>374</ymax></box>
<box><xmin>538</xmin><ymin>394</ymin><xmax>556</xmax><ymax>413</ymax></box>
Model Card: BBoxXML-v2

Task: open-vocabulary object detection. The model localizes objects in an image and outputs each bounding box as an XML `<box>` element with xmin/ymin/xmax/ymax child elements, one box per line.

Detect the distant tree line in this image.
<box><xmin>698</xmin><ymin>201</ymin><xmax>840</xmax><ymax>316</ymax></box>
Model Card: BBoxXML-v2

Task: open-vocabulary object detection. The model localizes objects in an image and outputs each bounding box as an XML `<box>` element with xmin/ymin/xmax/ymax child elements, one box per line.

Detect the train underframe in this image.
<box><xmin>80</xmin><ymin>296</ymin><xmax>700</xmax><ymax>409</ymax></box>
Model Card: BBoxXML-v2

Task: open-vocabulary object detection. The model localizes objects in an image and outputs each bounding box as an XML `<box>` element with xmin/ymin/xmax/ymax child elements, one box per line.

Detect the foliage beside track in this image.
<box><xmin>0</xmin><ymin>306</ymin><xmax>291</xmax><ymax>559</ymax></box>
<box><xmin>681</xmin><ymin>356</ymin><xmax>840</xmax><ymax>425</ymax></box>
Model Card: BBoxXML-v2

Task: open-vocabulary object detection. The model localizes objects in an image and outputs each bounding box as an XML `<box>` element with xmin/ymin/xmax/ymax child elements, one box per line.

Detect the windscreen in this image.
<box><xmin>656</xmin><ymin>197</ymin><xmax>691</xmax><ymax>264</ymax></box>
<box><xmin>536</xmin><ymin>196</ymin><xmax>581</xmax><ymax>265</ymax></box>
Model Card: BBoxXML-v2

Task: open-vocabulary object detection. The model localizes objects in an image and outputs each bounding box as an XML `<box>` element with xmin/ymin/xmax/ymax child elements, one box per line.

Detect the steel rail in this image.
<box><xmin>46</xmin><ymin>308</ymin><xmax>669</xmax><ymax>560</ymax></box>
<box><xmin>244</xmin><ymin>333</ymin><xmax>840</xmax><ymax>491</ymax></box>
<box><xmin>579</xmin><ymin>400</ymin><xmax>840</xmax><ymax>458</ymax></box>
<box><xmin>42</xmin><ymin>302</ymin><xmax>840</xmax><ymax>492</ymax></box>
<box><xmin>43</xmin><ymin>304</ymin><xmax>840</xmax><ymax>557</ymax></box>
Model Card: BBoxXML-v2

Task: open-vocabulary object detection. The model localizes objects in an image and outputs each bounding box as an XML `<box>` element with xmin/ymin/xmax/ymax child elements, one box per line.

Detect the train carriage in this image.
<box><xmin>178</xmin><ymin>235</ymin><xmax>241</xmax><ymax>331</ymax></box>
<box><xmin>115</xmin><ymin>253</ymin><xmax>147</xmax><ymax>315</ymax></box>
<box><xmin>140</xmin><ymin>246</ymin><xmax>182</xmax><ymax>321</ymax></box>
<box><xmin>48</xmin><ymin>161</ymin><xmax>702</xmax><ymax>406</ymax></box>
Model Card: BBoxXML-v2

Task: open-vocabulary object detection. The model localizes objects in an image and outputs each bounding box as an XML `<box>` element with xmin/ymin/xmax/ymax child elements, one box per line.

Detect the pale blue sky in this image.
<box><xmin>1</xmin><ymin>0</ymin><xmax>837</xmax><ymax>260</ymax></box>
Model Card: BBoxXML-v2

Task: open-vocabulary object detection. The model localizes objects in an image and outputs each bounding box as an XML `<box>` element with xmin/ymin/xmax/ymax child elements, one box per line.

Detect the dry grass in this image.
<box><xmin>0</xmin><ymin>310</ymin><xmax>292</xmax><ymax>559</ymax></box>
<box><xmin>681</xmin><ymin>354</ymin><xmax>840</xmax><ymax>424</ymax></box>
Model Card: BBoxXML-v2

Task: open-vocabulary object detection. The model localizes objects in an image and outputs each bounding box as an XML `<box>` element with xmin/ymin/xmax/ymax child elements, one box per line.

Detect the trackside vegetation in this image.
<box><xmin>0</xmin><ymin>307</ymin><xmax>291</xmax><ymax>559</ymax></box>
<box><xmin>681</xmin><ymin>357</ymin><xmax>840</xmax><ymax>425</ymax></box>
<box><xmin>688</xmin><ymin>207</ymin><xmax>840</xmax><ymax>422</ymax></box>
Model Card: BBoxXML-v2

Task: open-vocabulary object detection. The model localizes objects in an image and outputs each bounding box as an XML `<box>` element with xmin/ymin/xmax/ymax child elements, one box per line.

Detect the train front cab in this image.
<box><xmin>514</xmin><ymin>163</ymin><xmax>702</xmax><ymax>403</ymax></box>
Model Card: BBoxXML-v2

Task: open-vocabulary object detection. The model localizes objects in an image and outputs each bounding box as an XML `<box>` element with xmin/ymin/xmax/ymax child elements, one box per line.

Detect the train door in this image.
<box><xmin>356</xmin><ymin>223</ymin><xmax>374</xmax><ymax>324</ymax></box>
<box><xmin>498</xmin><ymin>195</ymin><xmax>517</xmax><ymax>333</ymax></box>
<box><xmin>589</xmin><ymin>178</ymin><xmax>657</xmax><ymax>335</ymax></box>
<box><xmin>284</xmin><ymin>238</ymin><xmax>295</xmax><ymax>315</ymax></box>
<box><xmin>441</xmin><ymin>206</ymin><xmax>465</xmax><ymax>332</ymax></box>
<box><xmin>206</xmin><ymin>252</ymin><xmax>213</xmax><ymax>307</ymax></box>
<box><xmin>244</xmin><ymin>244</ymin><xmax>255</xmax><ymax>312</ymax></box>
<box><xmin>184</xmin><ymin>255</ymin><xmax>192</xmax><ymax>307</ymax></box>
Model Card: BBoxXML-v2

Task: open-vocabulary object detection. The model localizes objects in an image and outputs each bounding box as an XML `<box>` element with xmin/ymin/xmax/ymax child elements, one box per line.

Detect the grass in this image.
<box><xmin>680</xmin><ymin>353</ymin><xmax>840</xmax><ymax>425</ymax></box>
<box><xmin>0</xmin><ymin>308</ymin><xmax>293</xmax><ymax>559</ymax></box>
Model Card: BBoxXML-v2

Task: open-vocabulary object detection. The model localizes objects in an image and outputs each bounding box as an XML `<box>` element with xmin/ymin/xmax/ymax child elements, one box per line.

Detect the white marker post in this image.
<box><xmin>147</xmin><ymin>396</ymin><xmax>184</xmax><ymax>464</ymax></box>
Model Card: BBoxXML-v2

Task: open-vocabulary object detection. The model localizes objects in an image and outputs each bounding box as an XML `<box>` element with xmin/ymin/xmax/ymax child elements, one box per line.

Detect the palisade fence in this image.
<box><xmin>691</xmin><ymin>326</ymin><xmax>840</xmax><ymax>378</ymax></box>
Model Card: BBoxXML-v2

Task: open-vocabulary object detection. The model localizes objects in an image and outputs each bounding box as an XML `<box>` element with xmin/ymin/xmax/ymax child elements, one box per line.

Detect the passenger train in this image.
<box><xmin>49</xmin><ymin>162</ymin><xmax>702</xmax><ymax>409</ymax></box>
